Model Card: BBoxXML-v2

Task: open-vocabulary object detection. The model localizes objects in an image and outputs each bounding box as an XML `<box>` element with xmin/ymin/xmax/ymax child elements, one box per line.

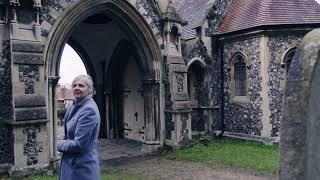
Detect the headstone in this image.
<box><xmin>280</xmin><ymin>28</ymin><xmax>320</xmax><ymax>180</ymax></box>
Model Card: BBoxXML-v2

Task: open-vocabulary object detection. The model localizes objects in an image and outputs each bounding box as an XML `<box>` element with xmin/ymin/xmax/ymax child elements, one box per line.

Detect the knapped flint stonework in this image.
<box><xmin>209</xmin><ymin>40</ymin><xmax>223</xmax><ymax>130</ymax></box>
<box><xmin>267</xmin><ymin>35</ymin><xmax>302</xmax><ymax>137</ymax></box>
<box><xmin>0</xmin><ymin>126</ymin><xmax>14</xmax><ymax>164</ymax></box>
<box><xmin>0</xmin><ymin>40</ymin><xmax>13</xmax><ymax>120</ymax></box>
<box><xmin>40</xmin><ymin>0</ymin><xmax>64</xmax><ymax>25</ymax></box>
<box><xmin>23</xmin><ymin>127</ymin><xmax>43</xmax><ymax>166</ymax></box>
<box><xmin>191</xmin><ymin>109</ymin><xmax>205</xmax><ymax>131</ymax></box>
<box><xmin>19</xmin><ymin>65</ymin><xmax>40</xmax><ymax>94</ymax></box>
<box><xmin>223</xmin><ymin>38</ymin><xmax>263</xmax><ymax>135</ymax></box>
<box><xmin>135</xmin><ymin>0</ymin><xmax>162</xmax><ymax>39</ymax></box>
<box><xmin>206</xmin><ymin>0</ymin><xmax>233</xmax><ymax>35</ymax></box>
<box><xmin>184</xmin><ymin>40</ymin><xmax>211</xmax><ymax>64</ymax></box>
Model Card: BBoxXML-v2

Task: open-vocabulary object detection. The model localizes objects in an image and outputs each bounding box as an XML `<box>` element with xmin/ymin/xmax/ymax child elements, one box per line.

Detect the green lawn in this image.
<box><xmin>167</xmin><ymin>138</ymin><xmax>279</xmax><ymax>175</ymax></box>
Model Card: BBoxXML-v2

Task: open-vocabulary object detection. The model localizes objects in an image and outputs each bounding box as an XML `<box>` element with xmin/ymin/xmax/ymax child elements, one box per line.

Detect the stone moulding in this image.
<box><xmin>12</xmin><ymin>41</ymin><xmax>44</xmax><ymax>53</ymax></box>
<box><xmin>15</xmin><ymin>107</ymin><xmax>47</xmax><ymax>121</ymax></box>
<box><xmin>12</xmin><ymin>53</ymin><xmax>44</xmax><ymax>65</ymax></box>
<box><xmin>14</xmin><ymin>94</ymin><xmax>46</xmax><ymax>107</ymax></box>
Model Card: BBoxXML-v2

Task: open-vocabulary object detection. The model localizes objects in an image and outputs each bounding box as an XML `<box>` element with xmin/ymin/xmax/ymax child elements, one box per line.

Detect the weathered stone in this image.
<box><xmin>18</xmin><ymin>65</ymin><xmax>40</xmax><ymax>94</ymax></box>
<box><xmin>15</xmin><ymin>108</ymin><xmax>47</xmax><ymax>121</ymax></box>
<box><xmin>13</xmin><ymin>53</ymin><xmax>44</xmax><ymax>65</ymax></box>
<box><xmin>14</xmin><ymin>94</ymin><xmax>46</xmax><ymax>107</ymax></box>
<box><xmin>280</xmin><ymin>28</ymin><xmax>320</xmax><ymax>180</ymax></box>
<box><xmin>12</xmin><ymin>41</ymin><xmax>44</xmax><ymax>53</ymax></box>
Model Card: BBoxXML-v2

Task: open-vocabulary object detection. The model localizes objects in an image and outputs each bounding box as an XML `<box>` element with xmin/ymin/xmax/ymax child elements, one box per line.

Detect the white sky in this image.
<box><xmin>58</xmin><ymin>44</ymin><xmax>87</xmax><ymax>85</ymax></box>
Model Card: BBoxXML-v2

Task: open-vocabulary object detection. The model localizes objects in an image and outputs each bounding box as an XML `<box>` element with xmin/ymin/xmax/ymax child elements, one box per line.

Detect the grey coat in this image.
<box><xmin>58</xmin><ymin>97</ymin><xmax>100</xmax><ymax>180</ymax></box>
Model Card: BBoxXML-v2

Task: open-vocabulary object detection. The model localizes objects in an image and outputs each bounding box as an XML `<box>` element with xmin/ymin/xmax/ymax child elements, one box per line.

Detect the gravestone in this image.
<box><xmin>280</xmin><ymin>28</ymin><xmax>320</xmax><ymax>180</ymax></box>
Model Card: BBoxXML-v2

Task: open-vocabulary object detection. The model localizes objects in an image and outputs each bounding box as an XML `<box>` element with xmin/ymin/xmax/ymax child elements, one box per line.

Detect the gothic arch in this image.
<box><xmin>43</xmin><ymin>0</ymin><xmax>163</xmax><ymax>159</ymax></box>
<box><xmin>44</xmin><ymin>0</ymin><xmax>162</xmax><ymax>80</ymax></box>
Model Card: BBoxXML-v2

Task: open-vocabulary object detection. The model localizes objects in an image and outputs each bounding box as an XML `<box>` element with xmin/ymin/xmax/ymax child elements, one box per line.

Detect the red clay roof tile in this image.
<box><xmin>217</xmin><ymin>0</ymin><xmax>320</xmax><ymax>33</ymax></box>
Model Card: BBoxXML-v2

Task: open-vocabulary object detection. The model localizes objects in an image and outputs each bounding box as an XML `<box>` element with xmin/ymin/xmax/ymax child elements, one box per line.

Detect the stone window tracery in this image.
<box><xmin>233</xmin><ymin>54</ymin><xmax>247</xmax><ymax>96</ymax></box>
<box><xmin>283</xmin><ymin>47</ymin><xmax>296</xmax><ymax>75</ymax></box>
<box><xmin>230</xmin><ymin>52</ymin><xmax>250</xmax><ymax>104</ymax></box>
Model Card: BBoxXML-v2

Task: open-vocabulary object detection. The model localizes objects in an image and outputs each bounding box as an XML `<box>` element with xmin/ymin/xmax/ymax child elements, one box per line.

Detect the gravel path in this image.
<box><xmin>102</xmin><ymin>156</ymin><xmax>278</xmax><ymax>180</ymax></box>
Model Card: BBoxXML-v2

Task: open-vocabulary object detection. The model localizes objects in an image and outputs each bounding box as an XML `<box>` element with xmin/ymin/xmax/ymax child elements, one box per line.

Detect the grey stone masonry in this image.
<box><xmin>280</xmin><ymin>28</ymin><xmax>320</xmax><ymax>180</ymax></box>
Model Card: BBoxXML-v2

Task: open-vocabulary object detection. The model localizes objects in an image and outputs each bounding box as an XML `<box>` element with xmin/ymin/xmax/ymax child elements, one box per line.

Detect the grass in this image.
<box><xmin>2</xmin><ymin>138</ymin><xmax>279</xmax><ymax>179</ymax></box>
<box><xmin>166</xmin><ymin>138</ymin><xmax>279</xmax><ymax>175</ymax></box>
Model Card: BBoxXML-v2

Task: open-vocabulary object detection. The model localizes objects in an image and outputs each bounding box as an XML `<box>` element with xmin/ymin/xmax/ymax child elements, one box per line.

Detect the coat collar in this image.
<box><xmin>73</xmin><ymin>96</ymin><xmax>91</xmax><ymax>107</ymax></box>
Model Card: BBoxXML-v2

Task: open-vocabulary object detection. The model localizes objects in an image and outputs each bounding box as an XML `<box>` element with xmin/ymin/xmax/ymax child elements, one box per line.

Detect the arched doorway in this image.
<box><xmin>106</xmin><ymin>39</ymin><xmax>145</xmax><ymax>142</ymax></box>
<box><xmin>187</xmin><ymin>60</ymin><xmax>210</xmax><ymax>137</ymax></box>
<box><xmin>44</xmin><ymin>0</ymin><xmax>162</xmax><ymax>161</ymax></box>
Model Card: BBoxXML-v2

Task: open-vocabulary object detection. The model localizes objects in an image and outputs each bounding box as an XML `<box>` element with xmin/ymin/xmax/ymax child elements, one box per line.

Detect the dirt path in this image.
<box><xmin>101</xmin><ymin>156</ymin><xmax>278</xmax><ymax>180</ymax></box>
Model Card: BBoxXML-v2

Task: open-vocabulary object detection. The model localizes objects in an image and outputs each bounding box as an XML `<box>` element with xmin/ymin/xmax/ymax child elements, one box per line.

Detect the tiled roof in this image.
<box><xmin>173</xmin><ymin>0</ymin><xmax>212</xmax><ymax>39</ymax></box>
<box><xmin>217</xmin><ymin>0</ymin><xmax>320</xmax><ymax>33</ymax></box>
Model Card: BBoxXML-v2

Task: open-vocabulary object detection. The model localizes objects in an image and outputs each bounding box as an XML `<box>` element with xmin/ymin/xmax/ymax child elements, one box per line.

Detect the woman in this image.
<box><xmin>58</xmin><ymin>75</ymin><xmax>100</xmax><ymax>180</ymax></box>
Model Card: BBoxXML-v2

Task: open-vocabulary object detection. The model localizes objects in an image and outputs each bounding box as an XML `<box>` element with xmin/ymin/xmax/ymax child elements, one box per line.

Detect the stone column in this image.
<box><xmin>8</xmin><ymin>40</ymin><xmax>50</xmax><ymax>176</ymax></box>
<box><xmin>164</xmin><ymin>55</ymin><xmax>192</xmax><ymax>146</ymax></box>
<box><xmin>48</xmin><ymin>76</ymin><xmax>59</xmax><ymax>161</ymax></box>
<box><xmin>259</xmin><ymin>36</ymin><xmax>272</xmax><ymax>143</ymax></box>
<box><xmin>142</xmin><ymin>79</ymin><xmax>161</xmax><ymax>153</ymax></box>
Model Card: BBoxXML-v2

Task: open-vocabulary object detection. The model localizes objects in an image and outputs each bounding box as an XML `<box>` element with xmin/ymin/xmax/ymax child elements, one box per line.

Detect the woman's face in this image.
<box><xmin>72</xmin><ymin>79</ymin><xmax>90</xmax><ymax>99</ymax></box>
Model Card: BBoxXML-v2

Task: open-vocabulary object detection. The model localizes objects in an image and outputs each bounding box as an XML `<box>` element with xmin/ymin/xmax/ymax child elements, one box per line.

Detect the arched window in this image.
<box><xmin>233</xmin><ymin>54</ymin><xmax>247</xmax><ymax>96</ymax></box>
<box><xmin>283</xmin><ymin>48</ymin><xmax>296</xmax><ymax>74</ymax></box>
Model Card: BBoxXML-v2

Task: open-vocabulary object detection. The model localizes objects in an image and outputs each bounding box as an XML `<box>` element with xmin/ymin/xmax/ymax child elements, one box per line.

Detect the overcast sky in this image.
<box><xmin>58</xmin><ymin>44</ymin><xmax>87</xmax><ymax>85</ymax></box>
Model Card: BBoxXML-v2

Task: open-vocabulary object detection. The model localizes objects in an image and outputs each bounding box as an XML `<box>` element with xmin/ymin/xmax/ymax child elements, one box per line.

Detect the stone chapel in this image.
<box><xmin>0</xmin><ymin>0</ymin><xmax>320</xmax><ymax>176</ymax></box>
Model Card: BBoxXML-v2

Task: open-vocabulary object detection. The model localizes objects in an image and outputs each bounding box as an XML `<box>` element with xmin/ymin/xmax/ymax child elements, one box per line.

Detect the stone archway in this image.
<box><xmin>187</xmin><ymin>59</ymin><xmax>211</xmax><ymax>137</ymax></box>
<box><xmin>44</xmin><ymin>0</ymin><xmax>162</xmax><ymax>163</ymax></box>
